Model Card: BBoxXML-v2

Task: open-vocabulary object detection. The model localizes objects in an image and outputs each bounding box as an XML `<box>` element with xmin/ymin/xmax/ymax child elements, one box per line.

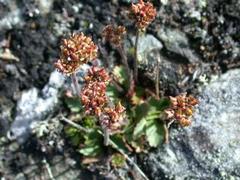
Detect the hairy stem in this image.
<box><xmin>117</xmin><ymin>45</ymin><xmax>131</xmax><ymax>78</ymax></box>
<box><xmin>117</xmin><ymin>45</ymin><xmax>135</xmax><ymax>95</ymax></box>
<box><xmin>71</xmin><ymin>73</ymin><xmax>80</xmax><ymax>97</ymax></box>
<box><xmin>98</xmin><ymin>41</ymin><xmax>110</xmax><ymax>69</ymax></box>
<box><xmin>163</xmin><ymin>121</ymin><xmax>169</xmax><ymax>144</ymax></box>
<box><xmin>103</xmin><ymin>127</ymin><xmax>110</xmax><ymax>146</ymax></box>
<box><xmin>61</xmin><ymin>116</ymin><xmax>149</xmax><ymax>180</ymax></box>
<box><xmin>134</xmin><ymin>30</ymin><xmax>140</xmax><ymax>82</ymax></box>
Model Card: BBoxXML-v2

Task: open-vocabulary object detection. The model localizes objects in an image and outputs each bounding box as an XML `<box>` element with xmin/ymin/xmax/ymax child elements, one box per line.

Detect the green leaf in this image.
<box><xmin>134</xmin><ymin>103</ymin><xmax>149</xmax><ymax>122</ymax></box>
<box><xmin>106</xmin><ymin>84</ymin><xmax>120</xmax><ymax>102</ymax></box>
<box><xmin>64</xmin><ymin>126</ymin><xmax>84</xmax><ymax>146</ymax></box>
<box><xmin>111</xmin><ymin>153</ymin><xmax>126</xmax><ymax>168</ymax></box>
<box><xmin>64</xmin><ymin>97</ymin><xmax>82</xmax><ymax>113</ymax></box>
<box><xmin>128</xmin><ymin>97</ymin><xmax>169</xmax><ymax>150</ymax></box>
<box><xmin>111</xmin><ymin>134</ymin><xmax>129</xmax><ymax>154</ymax></box>
<box><xmin>145</xmin><ymin>119</ymin><xmax>164</xmax><ymax>147</ymax></box>
<box><xmin>79</xmin><ymin>145</ymin><xmax>102</xmax><ymax>156</ymax></box>
<box><xmin>133</xmin><ymin>118</ymin><xmax>147</xmax><ymax>139</ymax></box>
<box><xmin>82</xmin><ymin>116</ymin><xmax>96</xmax><ymax>128</ymax></box>
<box><xmin>79</xmin><ymin>130</ymin><xmax>103</xmax><ymax>157</ymax></box>
<box><xmin>148</xmin><ymin>97</ymin><xmax>171</xmax><ymax>112</ymax></box>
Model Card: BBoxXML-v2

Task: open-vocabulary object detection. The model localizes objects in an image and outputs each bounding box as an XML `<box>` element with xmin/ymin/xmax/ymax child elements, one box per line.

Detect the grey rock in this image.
<box><xmin>15</xmin><ymin>173</ymin><xmax>26</xmax><ymax>180</ymax></box>
<box><xmin>0</xmin><ymin>1</ymin><xmax>24</xmax><ymax>30</ymax></box>
<box><xmin>142</xmin><ymin>69</ymin><xmax>240</xmax><ymax>179</ymax></box>
<box><xmin>141</xmin><ymin>50</ymin><xmax>186</xmax><ymax>94</ymax></box>
<box><xmin>0</xmin><ymin>96</ymin><xmax>14</xmax><ymax>136</ymax></box>
<box><xmin>35</xmin><ymin>0</ymin><xmax>54</xmax><ymax>15</ymax></box>
<box><xmin>157</xmin><ymin>28</ymin><xmax>200</xmax><ymax>63</ymax></box>
<box><xmin>7</xmin><ymin>62</ymin><xmax>96</xmax><ymax>143</ymax></box>
<box><xmin>133</xmin><ymin>34</ymin><xmax>163</xmax><ymax>65</ymax></box>
<box><xmin>8</xmin><ymin>70</ymin><xmax>65</xmax><ymax>143</ymax></box>
<box><xmin>135</xmin><ymin>35</ymin><xmax>198</xmax><ymax>94</ymax></box>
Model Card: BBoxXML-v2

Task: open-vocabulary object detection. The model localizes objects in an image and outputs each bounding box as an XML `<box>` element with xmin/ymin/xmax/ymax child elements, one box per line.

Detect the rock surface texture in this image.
<box><xmin>142</xmin><ymin>69</ymin><xmax>240</xmax><ymax>179</ymax></box>
<box><xmin>8</xmin><ymin>70</ymin><xmax>64</xmax><ymax>143</ymax></box>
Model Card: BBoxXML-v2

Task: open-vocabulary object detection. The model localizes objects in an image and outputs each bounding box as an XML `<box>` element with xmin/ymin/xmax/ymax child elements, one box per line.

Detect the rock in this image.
<box><xmin>142</xmin><ymin>69</ymin><xmax>240</xmax><ymax>179</ymax></box>
<box><xmin>133</xmin><ymin>34</ymin><xmax>163</xmax><ymax>65</ymax></box>
<box><xmin>135</xmin><ymin>34</ymin><xmax>200</xmax><ymax>94</ymax></box>
<box><xmin>142</xmin><ymin>50</ymin><xmax>188</xmax><ymax>94</ymax></box>
<box><xmin>0</xmin><ymin>96</ymin><xmax>14</xmax><ymax>136</ymax></box>
<box><xmin>157</xmin><ymin>27</ymin><xmax>200</xmax><ymax>63</ymax></box>
<box><xmin>0</xmin><ymin>1</ymin><xmax>24</xmax><ymax>30</ymax></box>
<box><xmin>8</xmin><ymin>70</ymin><xmax>65</xmax><ymax>143</ymax></box>
<box><xmin>7</xmin><ymin>62</ymin><xmax>95</xmax><ymax>143</ymax></box>
<box><xmin>35</xmin><ymin>0</ymin><xmax>54</xmax><ymax>15</ymax></box>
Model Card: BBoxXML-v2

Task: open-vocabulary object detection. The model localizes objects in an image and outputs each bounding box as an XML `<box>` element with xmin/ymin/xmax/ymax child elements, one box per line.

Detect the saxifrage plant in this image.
<box><xmin>55</xmin><ymin>0</ymin><xmax>198</xmax><ymax>179</ymax></box>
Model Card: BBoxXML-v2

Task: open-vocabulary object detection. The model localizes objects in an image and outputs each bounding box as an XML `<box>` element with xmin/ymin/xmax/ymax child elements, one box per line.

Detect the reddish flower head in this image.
<box><xmin>81</xmin><ymin>67</ymin><xmax>110</xmax><ymax>116</ymax></box>
<box><xmin>81</xmin><ymin>66</ymin><xmax>126</xmax><ymax>132</ymax></box>
<box><xmin>99</xmin><ymin>102</ymin><xmax>126</xmax><ymax>132</ymax></box>
<box><xmin>102</xmin><ymin>25</ymin><xmax>126</xmax><ymax>47</ymax></box>
<box><xmin>164</xmin><ymin>93</ymin><xmax>198</xmax><ymax>127</ymax></box>
<box><xmin>130</xmin><ymin>0</ymin><xmax>157</xmax><ymax>30</ymax></box>
<box><xmin>55</xmin><ymin>33</ymin><xmax>98</xmax><ymax>75</ymax></box>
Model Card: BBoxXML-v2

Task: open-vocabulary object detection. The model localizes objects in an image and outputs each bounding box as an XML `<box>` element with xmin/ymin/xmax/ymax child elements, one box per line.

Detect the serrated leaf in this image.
<box><xmin>145</xmin><ymin>119</ymin><xmax>164</xmax><ymax>147</ymax></box>
<box><xmin>79</xmin><ymin>130</ymin><xmax>103</xmax><ymax>157</ymax></box>
<box><xmin>64</xmin><ymin>97</ymin><xmax>82</xmax><ymax>113</ymax></box>
<box><xmin>65</xmin><ymin>126</ymin><xmax>84</xmax><ymax>146</ymax></box>
<box><xmin>106</xmin><ymin>84</ymin><xmax>120</xmax><ymax>102</ymax></box>
<box><xmin>133</xmin><ymin>118</ymin><xmax>147</xmax><ymax>139</ymax></box>
<box><xmin>148</xmin><ymin>97</ymin><xmax>171</xmax><ymax>111</ymax></box>
<box><xmin>79</xmin><ymin>145</ymin><xmax>102</xmax><ymax>156</ymax></box>
<box><xmin>134</xmin><ymin>103</ymin><xmax>149</xmax><ymax>121</ymax></box>
<box><xmin>111</xmin><ymin>134</ymin><xmax>129</xmax><ymax>153</ymax></box>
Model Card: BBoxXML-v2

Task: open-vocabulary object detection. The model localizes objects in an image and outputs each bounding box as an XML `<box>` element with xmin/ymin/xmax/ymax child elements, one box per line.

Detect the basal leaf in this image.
<box><xmin>133</xmin><ymin>118</ymin><xmax>147</xmax><ymax>139</ymax></box>
<box><xmin>64</xmin><ymin>97</ymin><xmax>82</xmax><ymax>113</ymax></box>
<box><xmin>148</xmin><ymin>97</ymin><xmax>171</xmax><ymax>112</ymax></box>
<box><xmin>111</xmin><ymin>134</ymin><xmax>129</xmax><ymax>153</ymax></box>
<box><xmin>106</xmin><ymin>84</ymin><xmax>120</xmax><ymax>102</ymax></box>
<box><xmin>145</xmin><ymin>119</ymin><xmax>164</xmax><ymax>147</ymax></box>
<box><xmin>79</xmin><ymin>130</ymin><xmax>103</xmax><ymax>157</ymax></box>
<box><xmin>79</xmin><ymin>144</ymin><xmax>102</xmax><ymax>156</ymax></box>
<box><xmin>64</xmin><ymin>126</ymin><xmax>84</xmax><ymax>146</ymax></box>
<box><xmin>134</xmin><ymin>103</ymin><xmax>149</xmax><ymax>121</ymax></box>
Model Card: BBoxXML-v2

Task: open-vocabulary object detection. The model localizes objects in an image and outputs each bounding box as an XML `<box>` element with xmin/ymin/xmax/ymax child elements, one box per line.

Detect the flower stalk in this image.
<box><xmin>71</xmin><ymin>73</ymin><xmax>80</xmax><ymax>97</ymax></box>
<box><xmin>163</xmin><ymin>121</ymin><xmax>169</xmax><ymax>144</ymax></box>
<box><xmin>155</xmin><ymin>52</ymin><xmax>160</xmax><ymax>100</ymax></box>
<box><xmin>134</xmin><ymin>30</ymin><xmax>140</xmax><ymax>82</ymax></box>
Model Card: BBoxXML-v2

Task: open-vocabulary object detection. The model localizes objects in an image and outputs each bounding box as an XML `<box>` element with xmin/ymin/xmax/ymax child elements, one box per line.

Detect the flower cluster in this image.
<box><xmin>102</xmin><ymin>25</ymin><xmax>126</xmax><ymax>47</ymax></box>
<box><xmin>164</xmin><ymin>93</ymin><xmax>198</xmax><ymax>127</ymax></box>
<box><xmin>81</xmin><ymin>67</ymin><xmax>110</xmax><ymax>116</ymax></box>
<box><xmin>81</xmin><ymin>67</ymin><xmax>126</xmax><ymax>132</ymax></box>
<box><xmin>100</xmin><ymin>102</ymin><xmax>126</xmax><ymax>132</ymax></box>
<box><xmin>130</xmin><ymin>0</ymin><xmax>157</xmax><ymax>30</ymax></box>
<box><xmin>55</xmin><ymin>33</ymin><xmax>98</xmax><ymax>75</ymax></box>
